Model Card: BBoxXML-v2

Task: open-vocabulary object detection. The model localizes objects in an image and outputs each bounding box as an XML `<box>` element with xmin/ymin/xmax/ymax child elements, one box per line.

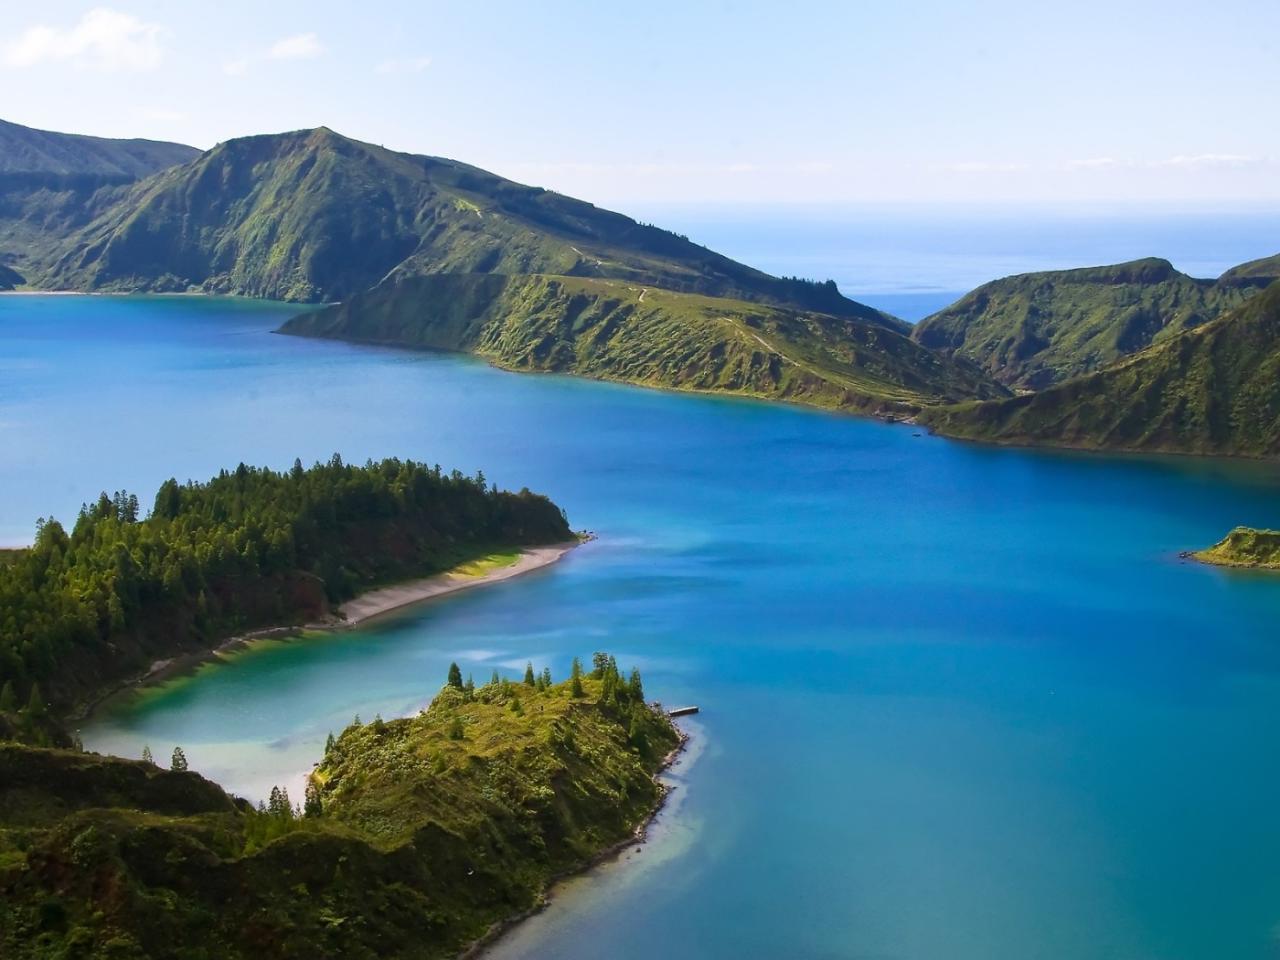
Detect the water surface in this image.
<box><xmin>5</xmin><ymin>291</ymin><xmax>1280</xmax><ymax>959</ymax></box>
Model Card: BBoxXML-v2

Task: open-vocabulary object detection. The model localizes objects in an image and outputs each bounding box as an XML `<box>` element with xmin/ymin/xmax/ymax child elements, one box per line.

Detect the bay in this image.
<box><xmin>3</xmin><ymin>209</ymin><xmax>1279</xmax><ymax>957</ymax></box>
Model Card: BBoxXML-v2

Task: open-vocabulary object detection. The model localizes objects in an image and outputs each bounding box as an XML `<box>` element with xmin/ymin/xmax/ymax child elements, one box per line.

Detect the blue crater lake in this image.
<box><xmin>5</xmin><ymin>292</ymin><xmax>1280</xmax><ymax>959</ymax></box>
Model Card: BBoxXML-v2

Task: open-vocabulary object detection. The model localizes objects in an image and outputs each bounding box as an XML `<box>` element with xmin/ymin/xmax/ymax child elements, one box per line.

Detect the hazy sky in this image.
<box><xmin>5</xmin><ymin>1</ymin><xmax>1279</xmax><ymax>209</ymax></box>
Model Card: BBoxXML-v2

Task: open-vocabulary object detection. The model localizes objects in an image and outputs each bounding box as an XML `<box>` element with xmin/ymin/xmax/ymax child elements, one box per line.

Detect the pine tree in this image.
<box><xmin>628</xmin><ymin>667</ymin><xmax>644</xmax><ymax>703</ymax></box>
<box><xmin>24</xmin><ymin>683</ymin><xmax>46</xmax><ymax>719</ymax></box>
<box><xmin>592</xmin><ymin>652</ymin><xmax>609</xmax><ymax>679</ymax></box>
<box><xmin>447</xmin><ymin>662</ymin><xmax>463</xmax><ymax>690</ymax></box>
<box><xmin>541</xmin><ymin>666</ymin><xmax>552</xmax><ymax>688</ymax></box>
<box><xmin>510</xmin><ymin>695</ymin><xmax>523</xmax><ymax>715</ymax></box>
<box><xmin>570</xmin><ymin>657</ymin><xmax>585</xmax><ymax>698</ymax></box>
<box><xmin>448</xmin><ymin>716</ymin><xmax>465</xmax><ymax>740</ymax></box>
<box><xmin>304</xmin><ymin>780</ymin><xmax>323</xmax><ymax>818</ymax></box>
<box><xmin>524</xmin><ymin>662</ymin><xmax>536</xmax><ymax>686</ymax></box>
<box><xmin>170</xmin><ymin>746</ymin><xmax>188</xmax><ymax>771</ymax></box>
<box><xmin>490</xmin><ymin>669</ymin><xmax>500</xmax><ymax>686</ymax></box>
<box><xmin>464</xmin><ymin>674</ymin><xmax>475</xmax><ymax>700</ymax></box>
<box><xmin>0</xmin><ymin>680</ymin><xmax>15</xmax><ymax>712</ymax></box>
<box><xmin>324</xmin><ymin>731</ymin><xmax>335</xmax><ymax>755</ymax></box>
<box><xmin>142</xmin><ymin>745</ymin><xmax>154</xmax><ymax>765</ymax></box>
<box><xmin>372</xmin><ymin>713</ymin><xmax>385</xmax><ymax>733</ymax></box>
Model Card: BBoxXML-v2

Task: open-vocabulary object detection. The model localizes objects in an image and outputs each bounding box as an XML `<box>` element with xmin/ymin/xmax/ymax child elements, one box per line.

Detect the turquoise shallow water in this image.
<box><xmin>6</xmin><ymin>293</ymin><xmax>1280</xmax><ymax>958</ymax></box>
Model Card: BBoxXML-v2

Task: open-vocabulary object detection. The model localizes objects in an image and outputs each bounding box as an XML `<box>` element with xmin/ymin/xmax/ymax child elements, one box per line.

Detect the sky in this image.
<box><xmin>3</xmin><ymin>1</ymin><xmax>1279</xmax><ymax>209</ymax></box>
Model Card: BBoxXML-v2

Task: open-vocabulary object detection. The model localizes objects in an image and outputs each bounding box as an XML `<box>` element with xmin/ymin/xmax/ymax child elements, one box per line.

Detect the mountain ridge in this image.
<box><xmin>920</xmin><ymin>280</ymin><xmax>1280</xmax><ymax>458</ymax></box>
<box><xmin>23</xmin><ymin>125</ymin><xmax>902</xmax><ymax>329</ymax></box>
<box><xmin>911</xmin><ymin>256</ymin><xmax>1274</xmax><ymax>390</ymax></box>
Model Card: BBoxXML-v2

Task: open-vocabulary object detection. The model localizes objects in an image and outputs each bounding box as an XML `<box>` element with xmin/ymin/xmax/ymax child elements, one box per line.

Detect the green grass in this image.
<box><xmin>449</xmin><ymin>549</ymin><xmax>523</xmax><ymax>578</ymax></box>
<box><xmin>282</xmin><ymin>272</ymin><xmax>1008</xmax><ymax>416</ymax></box>
<box><xmin>920</xmin><ymin>281</ymin><xmax>1280</xmax><ymax>458</ymax></box>
<box><xmin>1192</xmin><ymin>527</ymin><xmax>1280</xmax><ymax>569</ymax></box>
<box><xmin>912</xmin><ymin>258</ymin><xmax>1265</xmax><ymax>390</ymax></box>
<box><xmin>0</xmin><ymin>670</ymin><xmax>679</xmax><ymax>959</ymax></box>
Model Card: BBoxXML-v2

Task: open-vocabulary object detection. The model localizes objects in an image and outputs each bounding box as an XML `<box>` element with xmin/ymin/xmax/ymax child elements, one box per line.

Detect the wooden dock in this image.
<box><xmin>668</xmin><ymin>705</ymin><xmax>699</xmax><ymax>717</ymax></box>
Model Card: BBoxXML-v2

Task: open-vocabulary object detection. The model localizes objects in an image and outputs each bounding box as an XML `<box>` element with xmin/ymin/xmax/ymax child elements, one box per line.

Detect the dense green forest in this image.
<box><xmin>0</xmin><ymin>658</ymin><xmax>679</xmax><ymax>960</ymax></box>
<box><xmin>0</xmin><ymin>456</ymin><xmax>571</xmax><ymax>719</ymax></box>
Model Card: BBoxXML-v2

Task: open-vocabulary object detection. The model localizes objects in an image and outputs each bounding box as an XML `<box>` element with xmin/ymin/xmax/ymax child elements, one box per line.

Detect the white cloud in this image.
<box><xmin>268</xmin><ymin>33</ymin><xmax>324</xmax><ymax>61</ymax></box>
<box><xmin>948</xmin><ymin>160</ymin><xmax>1029</xmax><ymax>173</ymax></box>
<box><xmin>2</xmin><ymin>7</ymin><xmax>165</xmax><ymax>72</ymax></box>
<box><xmin>1158</xmin><ymin>153</ymin><xmax>1255</xmax><ymax>168</ymax></box>
<box><xmin>1067</xmin><ymin>156</ymin><xmax>1124</xmax><ymax>170</ymax></box>
<box><xmin>374</xmin><ymin>56</ymin><xmax>432</xmax><ymax>75</ymax></box>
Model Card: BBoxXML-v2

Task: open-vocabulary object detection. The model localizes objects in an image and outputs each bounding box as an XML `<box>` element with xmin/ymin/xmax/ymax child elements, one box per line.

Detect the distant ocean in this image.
<box><xmin>628</xmin><ymin>205</ymin><xmax>1280</xmax><ymax>321</ymax></box>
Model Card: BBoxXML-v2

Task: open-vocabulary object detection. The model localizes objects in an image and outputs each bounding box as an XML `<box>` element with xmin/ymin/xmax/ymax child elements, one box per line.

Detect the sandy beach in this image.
<box><xmin>337</xmin><ymin>541</ymin><xmax>581</xmax><ymax>625</ymax></box>
<box><xmin>72</xmin><ymin>540</ymin><xmax>584</xmax><ymax>722</ymax></box>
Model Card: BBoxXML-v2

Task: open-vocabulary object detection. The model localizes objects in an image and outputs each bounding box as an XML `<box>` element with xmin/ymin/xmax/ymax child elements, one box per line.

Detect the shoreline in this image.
<box><xmin>71</xmin><ymin>539</ymin><xmax>586</xmax><ymax>724</ymax></box>
<box><xmin>1178</xmin><ymin>548</ymin><xmax>1280</xmax><ymax>572</ymax></box>
<box><xmin>459</xmin><ymin>724</ymin><xmax>691</xmax><ymax>960</ymax></box>
<box><xmin>337</xmin><ymin>541</ymin><xmax>581</xmax><ymax>626</ymax></box>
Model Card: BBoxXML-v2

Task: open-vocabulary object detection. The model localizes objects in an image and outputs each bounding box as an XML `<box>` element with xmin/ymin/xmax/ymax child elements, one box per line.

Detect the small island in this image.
<box><xmin>0</xmin><ymin>657</ymin><xmax>683</xmax><ymax>958</ymax></box>
<box><xmin>1190</xmin><ymin>526</ymin><xmax>1280</xmax><ymax>570</ymax></box>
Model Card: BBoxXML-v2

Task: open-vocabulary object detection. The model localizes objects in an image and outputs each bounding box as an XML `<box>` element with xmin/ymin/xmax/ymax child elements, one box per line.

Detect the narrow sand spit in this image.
<box><xmin>337</xmin><ymin>542</ymin><xmax>580</xmax><ymax>625</ymax></box>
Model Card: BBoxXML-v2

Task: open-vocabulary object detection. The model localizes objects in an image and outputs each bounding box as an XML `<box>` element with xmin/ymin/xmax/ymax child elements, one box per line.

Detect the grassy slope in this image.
<box><xmin>911</xmin><ymin>258</ymin><xmax>1264</xmax><ymax>390</ymax></box>
<box><xmin>1219</xmin><ymin>253</ymin><xmax>1280</xmax><ymax>284</ymax></box>
<box><xmin>920</xmin><ymin>281</ymin><xmax>1280</xmax><ymax>457</ymax></box>
<box><xmin>1192</xmin><ymin>527</ymin><xmax>1280</xmax><ymax>569</ymax></box>
<box><xmin>282</xmin><ymin>273</ymin><xmax>1007</xmax><ymax>413</ymax></box>
<box><xmin>0</xmin><ymin>676</ymin><xmax>677</xmax><ymax>960</ymax></box>
<box><xmin>32</xmin><ymin>127</ymin><xmax>899</xmax><ymax>328</ymax></box>
<box><xmin>0</xmin><ymin>118</ymin><xmax>198</xmax><ymax>282</ymax></box>
<box><xmin>0</xmin><ymin>119</ymin><xmax>198</xmax><ymax>178</ymax></box>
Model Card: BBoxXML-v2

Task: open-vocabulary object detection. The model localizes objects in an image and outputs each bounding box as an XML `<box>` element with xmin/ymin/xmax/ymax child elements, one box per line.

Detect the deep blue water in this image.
<box><xmin>3</xmin><ymin>209</ymin><xmax>1280</xmax><ymax>959</ymax></box>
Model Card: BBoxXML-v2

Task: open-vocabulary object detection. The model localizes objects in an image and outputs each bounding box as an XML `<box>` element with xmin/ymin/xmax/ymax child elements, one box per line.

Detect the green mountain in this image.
<box><xmin>1219</xmin><ymin>253</ymin><xmax>1280</xmax><ymax>285</ymax></box>
<box><xmin>282</xmin><ymin>272</ymin><xmax>1008</xmax><ymax>412</ymax></box>
<box><xmin>912</xmin><ymin>257</ymin><xmax>1270</xmax><ymax>390</ymax></box>
<box><xmin>0</xmin><ymin>118</ymin><xmax>198</xmax><ymax>180</ymax></box>
<box><xmin>0</xmin><ymin>664</ymin><xmax>678</xmax><ymax>959</ymax></box>
<box><xmin>34</xmin><ymin>126</ymin><xmax>897</xmax><ymax>325</ymax></box>
<box><xmin>0</xmin><ymin>119</ymin><xmax>199</xmax><ymax>285</ymax></box>
<box><xmin>0</xmin><ymin>122</ymin><xmax>1018</xmax><ymax>414</ymax></box>
<box><xmin>920</xmin><ymin>281</ymin><xmax>1280</xmax><ymax>457</ymax></box>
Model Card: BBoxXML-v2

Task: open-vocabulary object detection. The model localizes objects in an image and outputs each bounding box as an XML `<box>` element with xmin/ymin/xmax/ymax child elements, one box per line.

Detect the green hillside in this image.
<box><xmin>1192</xmin><ymin>526</ymin><xmax>1280</xmax><ymax>569</ymax></box>
<box><xmin>0</xmin><ymin>119</ymin><xmax>198</xmax><ymax>285</ymax></box>
<box><xmin>912</xmin><ymin>258</ymin><xmax>1264</xmax><ymax>390</ymax></box>
<box><xmin>0</xmin><ymin>118</ymin><xmax>198</xmax><ymax>179</ymax></box>
<box><xmin>920</xmin><ymin>281</ymin><xmax>1280</xmax><ymax>457</ymax></box>
<box><xmin>0</xmin><ymin>663</ymin><xmax>679</xmax><ymax>960</ymax></box>
<box><xmin>1219</xmin><ymin>253</ymin><xmax>1280</xmax><ymax>285</ymax></box>
<box><xmin>33</xmin><ymin>126</ymin><xmax>897</xmax><ymax>326</ymax></box>
<box><xmin>281</xmin><ymin>273</ymin><xmax>1007</xmax><ymax>412</ymax></box>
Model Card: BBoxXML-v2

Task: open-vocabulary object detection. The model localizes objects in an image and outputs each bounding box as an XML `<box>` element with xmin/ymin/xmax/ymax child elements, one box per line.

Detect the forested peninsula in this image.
<box><xmin>0</xmin><ymin>456</ymin><xmax>572</xmax><ymax>728</ymax></box>
<box><xmin>0</xmin><ymin>657</ymin><xmax>682</xmax><ymax>959</ymax></box>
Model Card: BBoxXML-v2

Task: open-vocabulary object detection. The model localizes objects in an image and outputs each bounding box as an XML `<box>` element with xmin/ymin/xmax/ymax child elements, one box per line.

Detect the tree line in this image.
<box><xmin>0</xmin><ymin>455</ymin><xmax>571</xmax><ymax>714</ymax></box>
